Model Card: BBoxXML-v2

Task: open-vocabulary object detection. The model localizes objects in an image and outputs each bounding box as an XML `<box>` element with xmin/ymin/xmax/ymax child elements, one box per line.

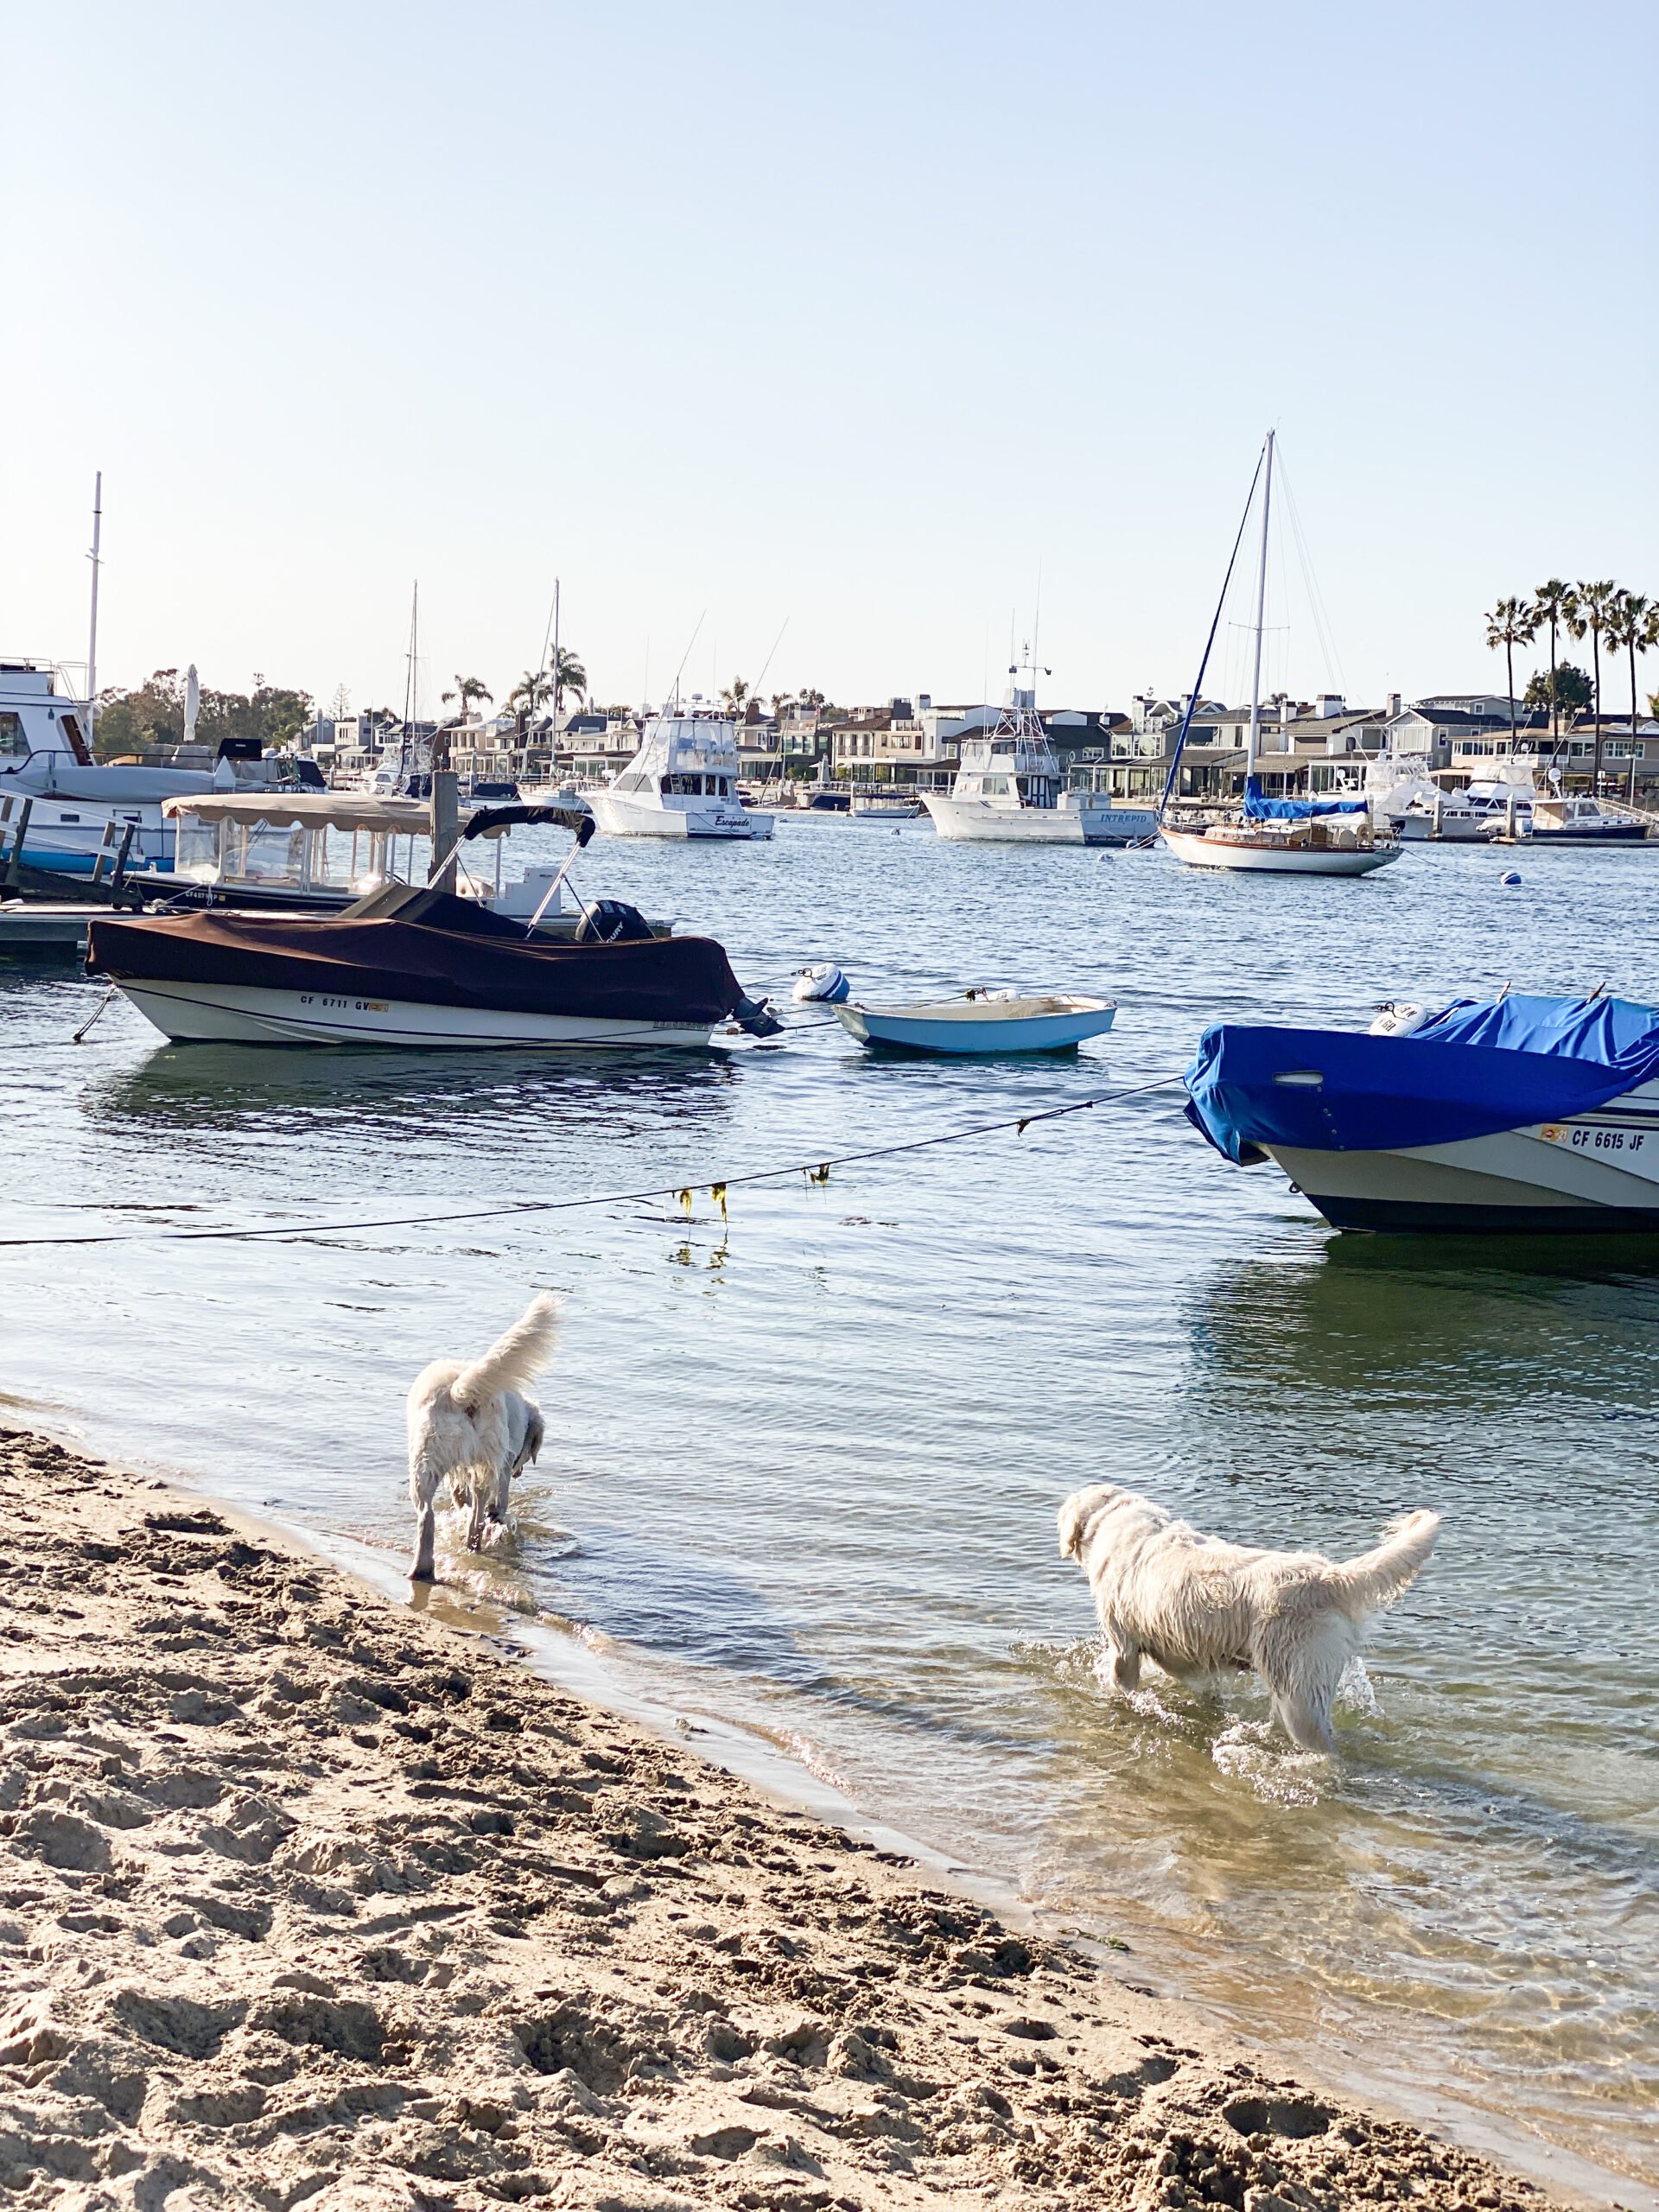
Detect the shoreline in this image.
<box><xmin>0</xmin><ymin>1421</ymin><xmax>1613</xmax><ymax>2212</ymax></box>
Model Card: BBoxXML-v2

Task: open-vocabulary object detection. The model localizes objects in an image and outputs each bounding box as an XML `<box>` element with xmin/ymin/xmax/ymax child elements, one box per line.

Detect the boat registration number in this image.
<box><xmin>1540</xmin><ymin>1124</ymin><xmax>1644</xmax><ymax>1152</ymax></box>
<box><xmin>299</xmin><ymin>995</ymin><xmax>390</xmax><ymax>1013</ymax></box>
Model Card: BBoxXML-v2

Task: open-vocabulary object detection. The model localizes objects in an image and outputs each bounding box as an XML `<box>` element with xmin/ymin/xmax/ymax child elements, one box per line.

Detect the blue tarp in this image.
<box><xmin>1184</xmin><ymin>994</ymin><xmax>1659</xmax><ymax>1163</ymax></box>
<box><xmin>1241</xmin><ymin>776</ymin><xmax>1369</xmax><ymax>820</ymax></box>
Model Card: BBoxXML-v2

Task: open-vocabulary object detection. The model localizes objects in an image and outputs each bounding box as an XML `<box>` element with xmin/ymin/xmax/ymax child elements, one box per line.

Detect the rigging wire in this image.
<box><xmin>1274</xmin><ymin>449</ymin><xmax>1347</xmax><ymax>700</ymax></box>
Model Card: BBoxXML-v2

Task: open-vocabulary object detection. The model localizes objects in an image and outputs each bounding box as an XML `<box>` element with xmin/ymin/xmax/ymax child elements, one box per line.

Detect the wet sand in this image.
<box><xmin>0</xmin><ymin>1424</ymin><xmax>1560</xmax><ymax>2212</ymax></box>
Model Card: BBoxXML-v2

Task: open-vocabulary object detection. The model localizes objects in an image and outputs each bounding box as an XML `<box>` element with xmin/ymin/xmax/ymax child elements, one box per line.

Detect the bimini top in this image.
<box><xmin>1241</xmin><ymin>776</ymin><xmax>1368</xmax><ymax>821</ymax></box>
<box><xmin>1185</xmin><ymin>993</ymin><xmax>1659</xmax><ymax>1161</ymax></box>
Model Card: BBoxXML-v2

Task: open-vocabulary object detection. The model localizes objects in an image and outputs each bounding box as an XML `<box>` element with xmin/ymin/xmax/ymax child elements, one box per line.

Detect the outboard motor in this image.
<box><xmin>573</xmin><ymin>899</ymin><xmax>653</xmax><ymax>944</ymax></box>
<box><xmin>733</xmin><ymin>993</ymin><xmax>785</xmax><ymax>1039</ymax></box>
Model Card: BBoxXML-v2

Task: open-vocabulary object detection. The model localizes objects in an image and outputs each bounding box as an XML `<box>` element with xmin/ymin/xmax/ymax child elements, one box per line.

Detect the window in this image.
<box><xmin>0</xmin><ymin>712</ymin><xmax>26</xmax><ymax>756</ymax></box>
<box><xmin>57</xmin><ymin>713</ymin><xmax>92</xmax><ymax>765</ymax></box>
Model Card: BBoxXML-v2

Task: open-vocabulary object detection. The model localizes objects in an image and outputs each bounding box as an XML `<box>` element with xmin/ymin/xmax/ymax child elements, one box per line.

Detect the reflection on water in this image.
<box><xmin>2</xmin><ymin>827</ymin><xmax>1657</xmax><ymax>2187</ymax></box>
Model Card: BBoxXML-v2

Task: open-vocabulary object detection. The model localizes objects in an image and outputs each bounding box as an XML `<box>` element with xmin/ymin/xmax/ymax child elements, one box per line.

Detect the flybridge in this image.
<box><xmin>0</xmin><ymin>660</ymin><xmax>93</xmax><ymax>766</ymax></box>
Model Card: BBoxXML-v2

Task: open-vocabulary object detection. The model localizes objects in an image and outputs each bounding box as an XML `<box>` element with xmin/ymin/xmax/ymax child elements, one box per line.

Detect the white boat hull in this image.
<box><xmin>588</xmin><ymin>791</ymin><xmax>773</xmax><ymax>840</ymax></box>
<box><xmin>1269</xmin><ymin>1089</ymin><xmax>1659</xmax><ymax>1232</ymax></box>
<box><xmin>836</xmin><ymin>995</ymin><xmax>1116</xmax><ymax>1054</ymax></box>
<box><xmin>923</xmin><ymin>797</ymin><xmax>1156</xmax><ymax>846</ymax></box>
<box><xmin>1160</xmin><ymin>827</ymin><xmax>1402</xmax><ymax>875</ymax></box>
<box><xmin>118</xmin><ymin>981</ymin><xmax>719</xmax><ymax>1051</ymax></box>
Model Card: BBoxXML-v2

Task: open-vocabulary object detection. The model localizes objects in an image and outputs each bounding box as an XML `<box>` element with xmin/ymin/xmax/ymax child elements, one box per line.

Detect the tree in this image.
<box><xmin>1523</xmin><ymin>663</ymin><xmax>1592</xmax><ymax>718</ymax></box>
<box><xmin>549</xmin><ymin>646</ymin><xmax>586</xmax><ymax>715</ymax></box>
<box><xmin>1484</xmin><ymin>596</ymin><xmax>1538</xmax><ymax>749</ymax></box>
<box><xmin>1564</xmin><ymin>579</ymin><xmax>1620</xmax><ymax>785</ymax></box>
<box><xmin>720</xmin><ymin>677</ymin><xmax>753</xmax><ymax>720</ymax></box>
<box><xmin>329</xmin><ymin>683</ymin><xmax>351</xmax><ymax>722</ymax></box>
<box><xmin>92</xmin><ymin>669</ymin><xmax>185</xmax><ymax>756</ymax></box>
<box><xmin>1605</xmin><ymin>588</ymin><xmax>1658</xmax><ymax>792</ymax></box>
<box><xmin>453</xmin><ymin>675</ymin><xmax>493</xmax><ymax>717</ymax></box>
<box><xmin>770</xmin><ymin>690</ymin><xmax>795</xmax><ymax>718</ymax></box>
<box><xmin>92</xmin><ymin>670</ymin><xmax>312</xmax><ymax>756</ymax></box>
<box><xmin>1531</xmin><ymin>580</ymin><xmax>1573</xmax><ymax>740</ymax></box>
<box><xmin>505</xmin><ymin>670</ymin><xmax>554</xmax><ymax>728</ymax></box>
<box><xmin>796</xmin><ymin>687</ymin><xmax>827</xmax><ymax>711</ymax></box>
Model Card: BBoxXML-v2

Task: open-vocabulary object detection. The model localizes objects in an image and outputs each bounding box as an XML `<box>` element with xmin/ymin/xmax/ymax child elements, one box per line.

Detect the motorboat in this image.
<box><xmin>1159</xmin><ymin>434</ymin><xmax>1402</xmax><ymax>879</ymax></box>
<box><xmin>850</xmin><ymin>798</ymin><xmax>925</xmax><ymax>822</ymax></box>
<box><xmin>1184</xmin><ymin>991</ymin><xmax>1659</xmax><ymax>1233</ymax></box>
<box><xmin>1528</xmin><ymin>795</ymin><xmax>1647</xmax><ymax>843</ymax></box>
<box><xmin>924</xmin><ymin>669</ymin><xmax>1157</xmax><ymax>846</ymax></box>
<box><xmin>588</xmin><ymin>708</ymin><xmax>773</xmax><ymax>840</ymax></box>
<box><xmin>835</xmin><ymin>992</ymin><xmax>1116</xmax><ymax>1054</ymax></box>
<box><xmin>85</xmin><ymin>882</ymin><xmax>782</xmax><ymax>1051</ymax></box>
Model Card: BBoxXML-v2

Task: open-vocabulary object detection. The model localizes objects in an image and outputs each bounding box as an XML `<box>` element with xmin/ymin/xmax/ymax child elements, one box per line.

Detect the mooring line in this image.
<box><xmin>0</xmin><ymin>1074</ymin><xmax>1187</xmax><ymax>1250</ymax></box>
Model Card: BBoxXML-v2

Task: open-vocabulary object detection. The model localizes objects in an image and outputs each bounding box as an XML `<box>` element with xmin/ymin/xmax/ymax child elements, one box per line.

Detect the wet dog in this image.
<box><xmin>1058</xmin><ymin>1483</ymin><xmax>1440</xmax><ymax>1752</ymax></box>
<box><xmin>406</xmin><ymin>1294</ymin><xmax>558</xmax><ymax>1581</ymax></box>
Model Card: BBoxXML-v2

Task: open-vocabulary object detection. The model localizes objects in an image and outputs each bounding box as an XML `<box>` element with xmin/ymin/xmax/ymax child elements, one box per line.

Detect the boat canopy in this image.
<box><xmin>1241</xmin><ymin>777</ymin><xmax>1368</xmax><ymax>821</ymax></box>
<box><xmin>160</xmin><ymin>791</ymin><xmax>585</xmax><ymax>839</ymax></box>
<box><xmin>1185</xmin><ymin>993</ymin><xmax>1659</xmax><ymax>1162</ymax></box>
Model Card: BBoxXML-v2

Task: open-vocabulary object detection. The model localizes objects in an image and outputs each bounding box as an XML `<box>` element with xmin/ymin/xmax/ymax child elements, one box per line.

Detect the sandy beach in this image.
<box><xmin>0</xmin><ymin>1422</ymin><xmax>1558</xmax><ymax>2212</ymax></box>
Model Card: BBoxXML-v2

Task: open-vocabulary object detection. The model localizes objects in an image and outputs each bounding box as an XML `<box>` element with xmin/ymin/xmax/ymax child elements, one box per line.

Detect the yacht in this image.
<box><xmin>588</xmin><ymin>707</ymin><xmax>773</xmax><ymax>840</ymax></box>
<box><xmin>923</xmin><ymin>670</ymin><xmax>1157</xmax><ymax>845</ymax></box>
<box><xmin>1529</xmin><ymin>795</ymin><xmax>1648</xmax><ymax>843</ymax></box>
<box><xmin>0</xmin><ymin>658</ymin><xmax>223</xmax><ymax>878</ymax></box>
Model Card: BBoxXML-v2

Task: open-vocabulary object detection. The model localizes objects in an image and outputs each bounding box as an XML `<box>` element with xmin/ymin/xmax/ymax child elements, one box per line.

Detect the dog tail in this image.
<box><xmin>1329</xmin><ymin>1510</ymin><xmax>1441</xmax><ymax>1613</ymax></box>
<box><xmin>448</xmin><ymin>1294</ymin><xmax>560</xmax><ymax>1410</ymax></box>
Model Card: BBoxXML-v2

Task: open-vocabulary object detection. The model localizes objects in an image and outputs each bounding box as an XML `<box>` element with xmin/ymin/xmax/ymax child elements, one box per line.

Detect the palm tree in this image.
<box><xmin>548</xmin><ymin>646</ymin><xmax>586</xmax><ymax>717</ymax></box>
<box><xmin>720</xmin><ymin>677</ymin><xmax>753</xmax><ymax>720</ymax></box>
<box><xmin>1484</xmin><ymin>596</ymin><xmax>1538</xmax><ymax>755</ymax></box>
<box><xmin>1604</xmin><ymin>589</ymin><xmax>1657</xmax><ymax>802</ymax></box>
<box><xmin>453</xmin><ymin>675</ymin><xmax>493</xmax><ymax>717</ymax></box>
<box><xmin>1531</xmin><ymin>580</ymin><xmax>1573</xmax><ymax>742</ymax></box>
<box><xmin>1565</xmin><ymin>580</ymin><xmax>1619</xmax><ymax>787</ymax></box>
<box><xmin>505</xmin><ymin>670</ymin><xmax>554</xmax><ymax>730</ymax></box>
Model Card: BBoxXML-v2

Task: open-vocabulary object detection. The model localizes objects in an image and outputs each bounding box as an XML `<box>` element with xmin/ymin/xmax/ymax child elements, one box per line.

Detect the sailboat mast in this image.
<box><xmin>86</xmin><ymin>471</ymin><xmax>103</xmax><ymax>745</ymax></box>
<box><xmin>1245</xmin><ymin>430</ymin><xmax>1274</xmax><ymax>783</ymax></box>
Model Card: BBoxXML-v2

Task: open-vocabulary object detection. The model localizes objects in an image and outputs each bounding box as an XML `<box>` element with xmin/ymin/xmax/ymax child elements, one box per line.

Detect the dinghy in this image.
<box><xmin>835</xmin><ymin>993</ymin><xmax>1116</xmax><ymax>1055</ymax></box>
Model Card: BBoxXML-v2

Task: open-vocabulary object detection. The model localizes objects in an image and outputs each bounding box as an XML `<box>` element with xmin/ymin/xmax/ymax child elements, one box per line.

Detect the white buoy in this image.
<box><xmin>1501</xmin><ymin>869</ymin><xmax>1521</xmax><ymax>886</ymax></box>
<box><xmin>792</xmin><ymin>963</ymin><xmax>849</xmax><ymax>1004</ymax></box>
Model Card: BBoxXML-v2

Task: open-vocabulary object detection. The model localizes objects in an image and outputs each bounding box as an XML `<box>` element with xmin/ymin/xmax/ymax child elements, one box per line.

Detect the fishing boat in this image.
<box><xmin>835</xmin><ymin>993</ymin><xmax>1116</xmax><ymax>1055</ymax></box>
<box><xmin>85</xmin><ymin>882</ymin><xmax>781</xmax><ymax>1051</ymax></box>
<box><xmin>923</xmin><ymin>663</ymin><xmax>1157</xmax><ymax>847</ymax></box>
<box><xmin>1184</xmin><ymin>991</ymin><xmax>1659</xmax><ymax>1233</ymax></box>
<box><xmin>1158</xmin><ymin>434</ymin><xmax>1402</xmax><ymax>878</ymax></box>
<box><xmin>588</xmin><ymin>708</ymin><xmax>773</xmax><ymax>840</ymax></box>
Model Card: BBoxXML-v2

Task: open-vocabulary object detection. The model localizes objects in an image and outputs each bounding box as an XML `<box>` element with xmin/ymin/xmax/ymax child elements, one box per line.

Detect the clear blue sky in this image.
<box><xmin>5</xmin><ymin>0</ymin><xmax>1656</xmax><ymax>718</ymax></box>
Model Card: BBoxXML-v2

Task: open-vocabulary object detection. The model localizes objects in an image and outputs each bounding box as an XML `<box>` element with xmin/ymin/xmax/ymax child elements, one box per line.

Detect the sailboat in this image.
<box><xmin>1159</xmin><ymin>433</ymin><xmax>1402</xmax><ymax>879</ymax></box>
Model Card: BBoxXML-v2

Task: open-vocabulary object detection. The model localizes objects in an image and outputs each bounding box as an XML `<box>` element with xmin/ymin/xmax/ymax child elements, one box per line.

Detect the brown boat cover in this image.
<box><xmin>86</xmin><ymin>893</ymin><xmax>747</xmax><ymax>1026</ymax></box>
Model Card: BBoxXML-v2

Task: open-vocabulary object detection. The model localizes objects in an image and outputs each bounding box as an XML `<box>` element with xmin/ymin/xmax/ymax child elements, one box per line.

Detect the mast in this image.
<box><xmin>86</xmin><ymin>472</ymin><xmax>103</xmax><ymax>744</ymax></box>
<box><xmin>550</xmin><ymin>576</ymin><xmax>561</xmax><ymax>736</ymax></box>
<box><xmin>1244</xmin><ymin>429</ymin><xmax>1274</xmax><ymax>785</ymax></box>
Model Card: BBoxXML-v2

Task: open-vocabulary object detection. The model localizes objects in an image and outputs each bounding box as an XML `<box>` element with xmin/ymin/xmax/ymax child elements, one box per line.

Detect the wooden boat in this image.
<box><xmin>835</xmin><ymin>993</ymin><xmax>1116</xmax><ymax>1054</ymax></box>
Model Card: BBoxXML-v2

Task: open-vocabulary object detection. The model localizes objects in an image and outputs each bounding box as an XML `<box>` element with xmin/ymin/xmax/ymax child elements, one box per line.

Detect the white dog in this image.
<box><xmin>1058</xmin><ymin>1483</ymin><xmax>1441</xmax><ymax>1752</ymax></box>
<box><xmin>406</xmin><ymin>1294</ymin><xmax>559</xmax><ymax>1581</ymax></box>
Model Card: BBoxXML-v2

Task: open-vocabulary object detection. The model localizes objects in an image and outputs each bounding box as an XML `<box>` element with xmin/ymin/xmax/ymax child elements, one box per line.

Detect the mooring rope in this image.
<box><xmin>0</xmin><ymin>1073</ymin><xmax>1187</xmax><ymax>1250</ymax></box>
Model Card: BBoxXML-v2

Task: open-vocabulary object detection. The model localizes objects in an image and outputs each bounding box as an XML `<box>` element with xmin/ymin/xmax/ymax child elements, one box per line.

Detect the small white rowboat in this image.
<box><xmin>835</xmin><ymin>993</ymin><xmax>1116</xmax><ymax>1055</ymax></box>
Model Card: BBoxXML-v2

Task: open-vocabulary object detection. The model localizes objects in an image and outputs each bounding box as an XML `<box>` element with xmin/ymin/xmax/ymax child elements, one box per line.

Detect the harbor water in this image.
<box><xmin>2</xmin><ymin>827</ymin><xmax>1656</xmax><ymax>2191</ymax></box>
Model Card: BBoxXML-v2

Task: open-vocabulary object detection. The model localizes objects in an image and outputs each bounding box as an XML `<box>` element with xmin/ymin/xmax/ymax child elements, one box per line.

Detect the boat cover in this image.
<box><xmin>86</xmin><ymin>892</ymin><xmax>747</xmax><ymax>1025</ymax></box>
<box><xmin>1185</xmin><ymin>993</ymin><xmax>1659</xmax><ymax>1161</ymax></box>
<box><xmin>1241</xmin><ymin>776</ymin><xmax>1369</xmax><ymax>820</ymax></box>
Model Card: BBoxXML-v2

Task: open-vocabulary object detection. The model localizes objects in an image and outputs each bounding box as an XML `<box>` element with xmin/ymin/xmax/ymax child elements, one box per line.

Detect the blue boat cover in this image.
<box><xmin>1241</xmin><ymin>776</ymin><xmax>1369</xmax><ymax>820</ymax></box>
<box><xmin>1184</xmin><ymin>993</ymin><xmax>1659</xmax><ymax>1162</ymax></box>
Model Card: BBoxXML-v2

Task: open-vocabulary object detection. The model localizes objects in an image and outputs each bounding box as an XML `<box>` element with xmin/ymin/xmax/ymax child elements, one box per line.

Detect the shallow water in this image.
<box><xmin>3</xmin><ymin>826</ymin><xmax>1656</xmax><ymax>2187</ymax></box>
